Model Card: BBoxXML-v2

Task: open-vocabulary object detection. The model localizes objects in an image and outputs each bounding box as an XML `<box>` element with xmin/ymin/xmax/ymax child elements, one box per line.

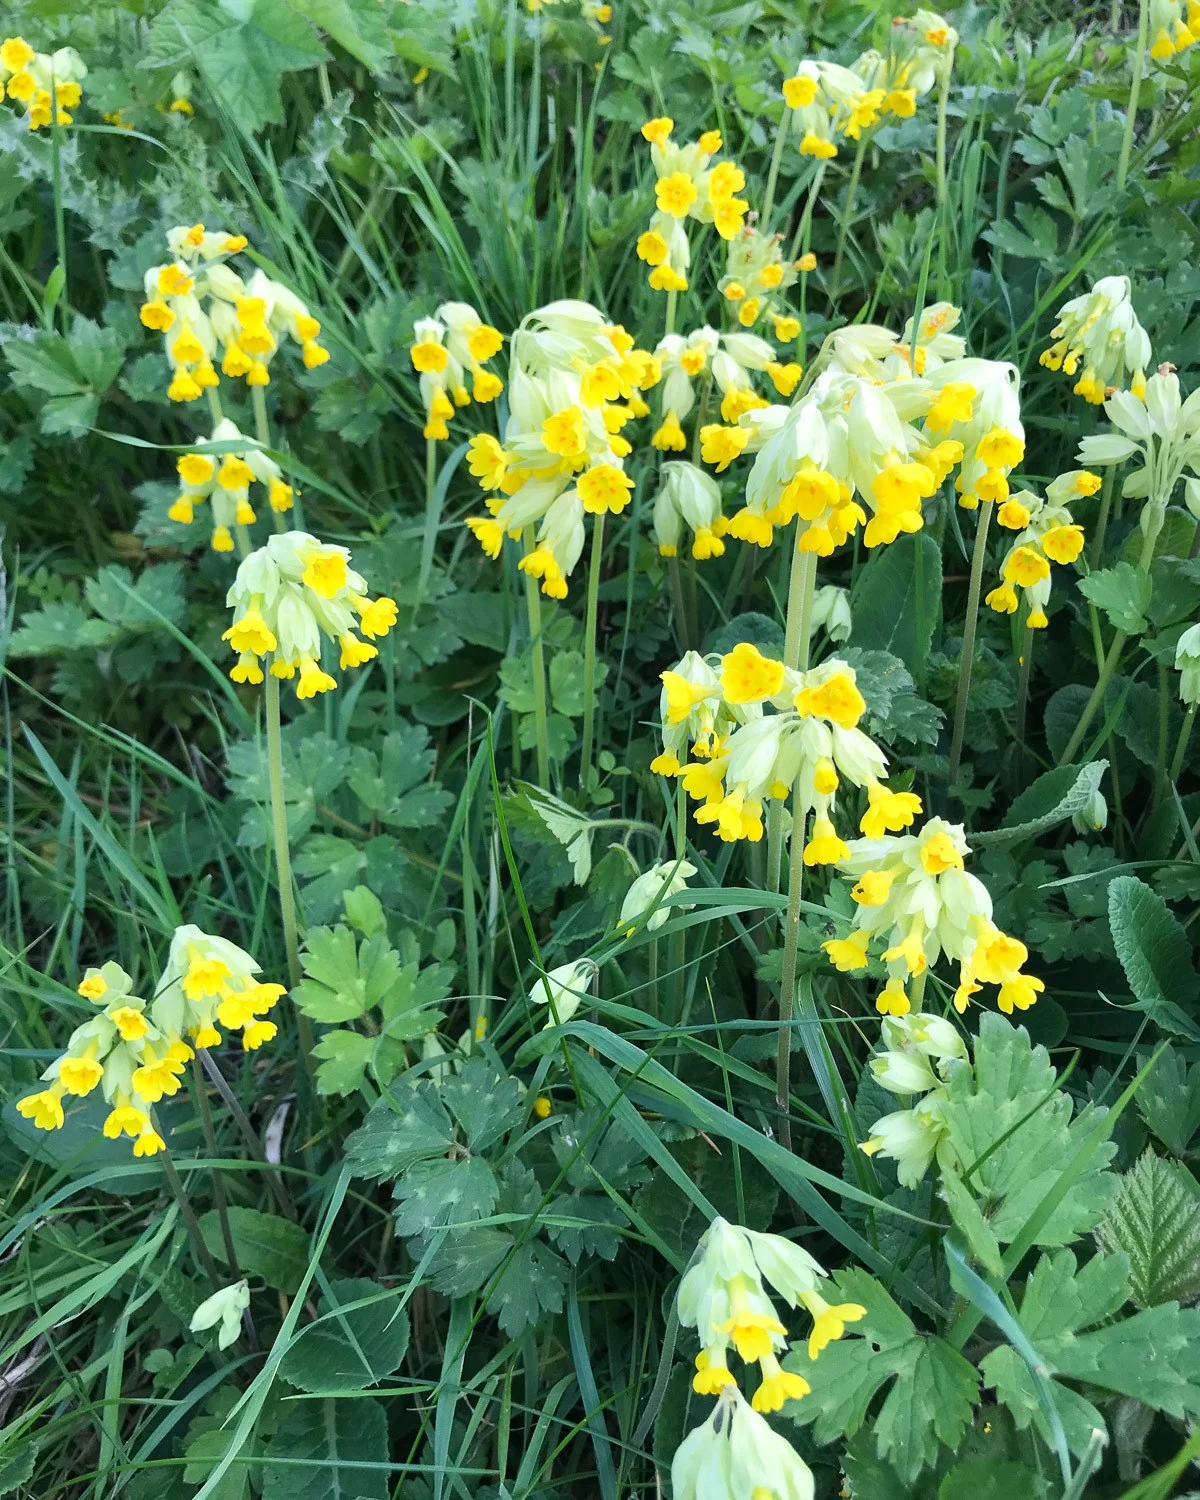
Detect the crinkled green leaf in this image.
<box><xmin>392</xmin><ymin>1156</ymin><xmax>499</xmax><ymax>1237</ymax></box>
<box><xmin>344</xmin><ymin>1084</ymin><xmax>454</xmax><ymax>1179</ymax></box>
<box><xmin>1095</xmin><ymin>1151</ymin><xmax>1200</xmax><ymax>1308</ymax></box>
<box><xmin>1108</xmin><ymin>876</ymin><xmax>1200</xmax><ymax>1040</ymax></box>
<box><xmin>1079</xmin><ymin>563</ymin><xmax>1152</xmax><ymax>634</ymax></box>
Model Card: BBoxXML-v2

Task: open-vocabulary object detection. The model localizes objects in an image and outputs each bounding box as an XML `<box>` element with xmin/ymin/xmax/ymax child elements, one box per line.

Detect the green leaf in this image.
<box><xmin>484</xmin><ymin>1240</ymin><xmax>569</xmax><ymax>1338</ymax></box>
<box><xmin>1108</xmin><ymin>876</ymin><xmax>1200</xmax><ymax>1040</ymax></box>
<box><xmin>439</xmin><ymin>1057</ymin><xmax>524</xmax><ymax>1151</ymax></box>
<box><xmin>979</xmin><ymin>1344</ymin><xmax>1104</xmax><ymax>1458</ymax></box>
<box><xmin>342</xmin><ymin>886</ymin><xmax>386</xmax><ymax>937</ymax></box>
<box><xmin>521</xmin><ymin>785</ymin><xmax>594</xmax><ymax>884</ymax></box>
<box><xmin>548</xmin><ymin>649</ymin><xmax>606</xmax><ymax>716</ymax></box>
<box><xmin>347</xmin><ymin>726</ymin><xmax>453</xmax><ymax>828</ymax></box>
<box><xmin>312</xmin><ymin>1030</ymin><xmax>375</xmax><ymax>1095</ymax></box>
<box><xmin>145</xmin><ymin>0</ymin><xmax>327</xmax><ymax>133</ymax></box>
<box><xmin>1048</xmin><ymin>1299</ymin><xmax>1200</xmax><ymax>1418</ymax></box>
<box><xmin>939</xmin><ymin>1015</ymin><xmax>1118</xmax><ymax>1247</ymax></box>
<box><xmin>392</xmin><ymin>1156</ymin><xmax>499</xmax><ymax>1236</ymax></box>
<box><xmin>296</xmin><ymin>0</ymin><xmax>390</xmax><ymax>68</ymax></box>
<box><xmin>940</xmin><ymin>1163</ymin><xmax>1003</xmax><ymax>1277</ymax></box>
<box><xmin>39</xmin><ymin>392</ymin><xmax>99</xmax><ymax>436</ymax></box>
<box><xmin>842</xmin><ymin>648</ymin><xmax>942</xmax><ymax>747</ymax></box>
<box><xmin>85</xmin><ymin>564</ymin><xmax>188</xmax><ymax>630</ymax></box>
<box><xmin>786</xmin><ymin>1268</ymin><xmax>978</xmax><ymax>1485</ymax></box>
<box><xmin>8</xmin><ymin>602</ymin><xmax>118</xmax><ymax>657</ymax></box>
<box><xmin>261</xmin><ymin>1395</ymin><xmax>388</xmax><ymax>1500</ymax></box>
<box><xmin>850</xmin><ymin>532</ymin><xmax>941</xmax><ymax>675</ymax></box>
<box><xmin>1095</xmin><ymin>1151</ymin><xmax>1200</xmax><ymax>1308</ymax></box>
<box><xmin>1135</xmin><ymin>1043</ymin><xmax>1200</xmax><ymax>1154</ymax></box>
<box><xmin>344</xmin><ymin>1085</ymin><xmax>454</xmax><ymax>1179</ymax></box>
<box><xmin>198</xmin><ymin>1207</ymin><xmax>310</xmax><ymax>1294</ymax></box>
<box><xmin>1078</xmin><ymin>563</ymin><xmax>1153</xmax><ymax>634</ymax></box>
<box><xmin>279</xmin><ymin>1277</ymin><xmax>410</xmax><ymax>1393</ymax></box>
<box><xmin>0</xmin><ymin>1445</ymin><xmax>36</xmax><ymax>1497</ymax></box>
<box><xmin>68</xmin><ymin>318</ymin><xmax>125</xmax><ymax>391</ymax></box>
<box><xmin>974</xmin><ymin>761</ymin><xmax>1108</xmax><ymax>847</ymax></box>
<box><xmin>938</xmin><ymin>1460</ymin><xmax>1049</xmax><ymax>1500</ymax></box>
<box><xmin>293</xmin><ymin>925</ymin><xmax>372</xmax><ymax>1022</ymax></box>
<box><xmin>4</xmin><ymin>331</ymin><xmax>85</xmax><ymax>396</ymax></box>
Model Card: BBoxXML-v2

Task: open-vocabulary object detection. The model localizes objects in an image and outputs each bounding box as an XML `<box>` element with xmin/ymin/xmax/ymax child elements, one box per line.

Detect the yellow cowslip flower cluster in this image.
<box><xmin>651</xmin><ymin>462</ymin><xmax>727</xmax><ymax>558</ymax></box>
<box><xmin>1039</xmin><ymin>275</ymin><xmax>1151</xmax><ymax>404</ymax></box>
<box><xmin>409</xmin><ymin>302</ymin><xmax>506</xmax><ymax>440</ymax></box>
<box><xmin>525</xmin><ymin>0</ymin><xmax>614</xmax><ymax>42</ymax></box>
<box><xmin>829</xmin><ymin>300</ymin><xmax>965</xmax><ymax>381</ymax></box>
<box><xmin>650</xmin><ymin>328</ymin><xmax>714</xmax><ymax>451</ymax></box>
<box><xmin>0</xmin><ymin>37</ymin><xmax>86</xmax><ymax>129</ymax></box>
<box><xmin>654</xmin><ymin>645</ymin><xmax>909</xmax><ymax>855</ymax></box>
<box><xmin>719</xmin><ymin>226</ymin><xmax>799</xmax><ymax>331</ymax></box>
<box><xmin>139</xmin><ymin>225</ymin><xmax>329</xmax><ymax>404</ymax></box>
<box><xmin>652</xmin><ymin>326</ymin><xmax>800</xmax><ymax>457</ymax></box>
<box><xmin>677</xmin><ymin>1215</ymin><xmax>865</xmax><ymax>1410</ymax></box>
<box><xmin>462</xmin><ymin>300</ymin><xmax>659</xmax><ymax>597</ymax></box>
<box><xmin>672</xmin><ymin>1384</ymin><xmax>815</xmax><ymax>1500</ymax></box>
<box><xmin>222</xmin><ymin>531</ymin><xmax>397</xmax><ymax>698</ymax></box>
<box><xmin>780</xmin><ymin>10</ymin><xmax>955</xmax><ymax>162</ymax></box>
<box><xmin>170</xmin><ymin>418</ymin><xmax>293</xmax><ymax>552</ymax></box>
<box><xmin>1149</xmin><ymin>0</ymin><xmax>1198</xmax><ymax>57</ymax></box>
<box><xmin>635</xmin><ymin>119</ymin><xmax>749</xmax><ymax>292</ymax></box>
<box><xmin>16</xmin><ymin>926</ymin><xmax>283</xmax><ymax>1158</ymax></box>
<box><xmin>860</xmin><ymin>1010</ymin><xmax>967</xmax><ymax>1186</ymax></box>
<box><xmin>985</xmin><ymin>472</ymin><xmax>1094</xmax><ymax>628</ymax></box>
<box><xmin>822</xmin><ymin>817</ymin><xmax>1044</xmax><ymax>1017</ymax></box>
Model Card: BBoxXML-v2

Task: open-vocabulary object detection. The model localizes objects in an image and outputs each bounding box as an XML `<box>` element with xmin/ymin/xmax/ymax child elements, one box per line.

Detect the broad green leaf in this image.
<box><xmin>279</xmin><ymin>1277</ymin><xmax>410</xmax><ymax>1393</ymax></box>
<box><xmin>293</xmin><ymin>926</ymin><xmax>404</xmax><ymax>1023</ymax></box>
<box><xmin>8</xmin><ymin>603</ymin><xmax>118</xmax><ymax>656</ymax></box>
<box><xmin>4</xmin><ymin>332</ymin><xmax>85</xmax><ymax>396</ymax></box>
<box><xmin>198</xmin><ymin>1207</ymin><xmax>310</xmax><ymax>1293</ymax></box>
<box><xmin>439</xmin><ymin>1057</ymin><xmax>524</xmax><ymax>1152</ymax></box>
<box><xmin>262</xmin><ymin>1395</ymin><xmax>388</xmax><ymax>1500</ymax></box>
<box><xmin>1107</xmin><ymin>876</ymin><xmax>1200</xmax><ymax>1040</ymax></box>
<box><xmin>342</xmin><ymin>886</ymin><xmax>386</xmax><ymax>937</ymax></box>
<box><xmin>347</xmin><ymin>726</ymin><xmax>452</xmax><ymax>828</ymax></box>
<box><xmin>979</xmin><ymin>1344</ymin><xmax>1104</xmax><ymax>1458</ymax></box>
<box><xmin>295</xmin><ymin>0</ymin><xmax>390</xmax><ymax>68</ymax></box>
<box><xmin>1079</xmin><ymin>563</ymin><xmax>1152</xmax><ymax>633</ymax></box>
<box><xmin>1095</xmin><ymin>1152</ymin><xmax>1200</xmax><ymax>1308</ymax></box>
<box><xmin>85</xmin><ymin>564</ymin><xmax>188</xmax><ymax>630</ymax></box>
<box><xmin>312</xmin><ymin>1030</ymin><xmax>375</xmax><ymax>1094</ymax></box>
<box><xmin>392</xmin><ymin>1156</ymin><xmax>499</xmax><ymax>1236</ymax></box>
<box><xmin>0</xmin><ymin>1445</ymin><xmax>36</xmax><ymax>1498</ymax></box>
<box><xmin>938</xmin><ymin>1460</ymin><xmax>1049</xmax><ymax>1500</ymax></box>
<box><xmin>485</xmin><ymin>1239</ymin><xmax>569</xmax><ymax>1338</ymax></box>
<box><xmin>842</xmin><ymin>648</ymin><xmax>942</xmax><ymax>747</ymax></box>
<box><xmin>145</xmin><ymin>0</ymin><xmax>327</xmax><ymax>133</ymax></box>
<box><xmin>786</xmin><ymin>1268</ymin><xmax>978</xmax><ymax>1485</ymax></box>
<box><xmin>850</xmin><ymin>532</ymin><xmax>941</xmax><ymax>675</ymax></box>
<box><xmin>940</xmin><ymin>1163</ymin><xmax>1003</xmax><ymax>1277</ymax></box>
<box><xmin>344</xmin><ymin>1085</ymin><xmax>454</xmax><ymax>1179</ymax></box>
<box><xmin>974</xmin><ymin>760</ymin><xmax>1108</xmax><ymax>847</ymax></box>
<box><xmin>521</xmin><ymin>785</ymin><xmax>594</xmax><ymax>884</ymax></box>
<box><xmin>1049</xmin><ymin>1300</ymin><xmax>1200</xmax><ymax>1417</ymax></box>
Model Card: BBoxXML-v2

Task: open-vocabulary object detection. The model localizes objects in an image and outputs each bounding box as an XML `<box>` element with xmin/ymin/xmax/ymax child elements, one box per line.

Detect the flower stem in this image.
<box><xmin>761</xmin><ymin>104</ymin><xmax>791</xmax><ymax>228</ymax></box>
<box><xmin>768</xmin><ymin>535</ymin><xmax>816</xmax><ymax>892</ymax></box>
<box><xmin>665</xmin><ymin>288</ymin><xmax>678</xmax><ymax>338</ymax></box>
<box><xmin>580</xmin><ymin>512</ymin><xmax>605</xmax><ymax>788</ymax></box>
<box><xmin>416</xmin><ymin>438</ymin><xmax>438</xmax><ymax>613</ymax></box>
<box><xmin>157</xmin><ymin>1135</ymin><xmax>223</xmax><ymax>1292</ymax></box>
<box><xmin>1088</xmin><ymin>468</ymin><xmax>1116</xmax><ymax>567</ymax></box>
<box><xmin>935</xmin><ymin>67</ymin><xmax>952</xmax><ymax>211</ymax></box>
<box><xmin>948</xmin><ymin>499</ymin><xmax>993</xmax><ymax>789</ymax></box>
<box><xmin>787</xmin><ymin>162</ymin><xmax>829</xmax><ymax>266</ymax></box>
<box><xmin>830</xmin><ymin>139</ymin><xmax>866</xmax><ymax>302</ymax></box>
<box><xmin>190</xmin><ymin>1058</ymin><xmax>244</xmax><ymax>1282</ymax></box>
<box><xmin>521</xmin><ymin>526</ymin><xmax>551</xmax><ymax>787</ymax></box>
<box><xmin>197</xmin><ymin>1048</ymin><xmax>297</xmax><ymax>1219</ymax></box>
<box><xmin>1171</xmin><ymin>703</ymin><xmax>1196</xmax><ymax>783</ymax></box>
<box><xmin>252</xmin><ymin>386</ymin><xmax>285</xmax><ymax>536</ymax></box>
<box><xmin>1117</xmin><ymin>0</ymin><xmax>1150</xmax><ymax>191</ymax></box>
<box><xmin>264</xmin><ymin>672</ymin><xmax>303</xmax><ymax>990</ymax></box>
<box><xmin>1015</xmin><ymin>617</ymin><xmax>1034</xmax><ymax>774</ymax></box>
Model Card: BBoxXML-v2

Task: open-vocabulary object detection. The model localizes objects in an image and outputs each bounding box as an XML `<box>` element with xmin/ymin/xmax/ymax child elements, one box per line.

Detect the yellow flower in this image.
<box><xmin>823</xmin><ymin>930</ymin><xmax>870</xmax><ymax>972</ymax></box>
<box><xmin>467</xmin><ymin>516</ymin><xmax>505</xmax><ymax>559</ymax></box>
<box><xmin>59</xmin><ymin>1055</ymin><xmax>104</xmax><ymax>1096</ymax></box>
<box><xmin>78</xmin><ymin>973</ymin><xmax>108</xmax><ymax>1001</ymax></box>
<box><xmin>656</xmin><ymin>171</ymin><xmax>698</xmax><ymax>218</ymax></box>
<box><xmin>803</xmin><ymin>815</ymin><xmax>850</xmax><ymax>867</ymax></box>
<box><xmin>998</xmin><ymin>973</ymin><xmax>1045</xmax><ymax>1014</ymax></box>
<box><xmin>133</xmin><ymin>1128</ymin><xmax>165</xmax><ymax>1158</ymax></box>
<box><xmin>793</xmin><ymin>672</ymin><xmax>865</xmax><ymax>730</ymax></box>
<box><xmin>650</xmin><ymin>750</ymin><xmax>681</xmax><ymax>776</ymax></box>
<box><xmin>178</xmin><ymin>453</ymin><xmax>214</xmax><ymax>486</ymax></box>
<box><xmin>652</xmin><ymin>413</ymin><xmax>687</xmax><ymax>451</ymax></box>
<box><xmin>719</xmin><ymin>1308</ymin><xmax>787</xmax><ymax>1362</ymax></box>
<box><xmin>223</xmin><ymin>609</ymin><xmax>277</xmax><ymax>657</ymax></box>
<box><xmin>140</xmin><ymin>300</ymin><xmax>176</xmax><ymax>332</ymax></box>
<box><xmin>752</xmin><ymin>1356</ymin><xmax>810</xmax><ymax>1412</ymax></box>
<box><xmin>243</xmin><ymin>1020</ymin><xmax>277</xmax><ymax>1049</ymax></box>
<box><xmin>302</xmin><ymin>550</ymin><xmax>349</xmax><ymax>599</ymax></box>
<box><xmin>339</xmin><ymin>634</ymin><xmax>377</xmax><ymax>669</ymax></box>
<box><xmin>860</xmin><ymin>783</ymin><xmax>922</xmax><ymax>840</ymax></box>
<box><xmin>661</xmin><ymin>669</ymin><xmax>712</xmax><ymax>725</ymax></box>
<box><xmin>542</xmin><ymin>405</ymin><xmax>587</xmax><ymax>457</ymax></box>
<box><xmin>183</xmin><ymin>953</ymin><xmax>231</xmax><ymax>1000</ymax></box>
<box><xmin>783</xmin><ymin>73</ymin><xmax>817</xmax><ymax>108</ymax></box>
<box><xmin>577</xmin><ymin>463</ymin><xmax>634</xmax><ymax>514</ymax></box>
<box><xmin>1042</xmin><ymin>524</ymin><xmax>1084</xmax><ymax>564</ymax></box>
<box><xmin>882</xmin><ymin>927</ymin><xmax>927</xmax><ymax>975</ymax></box>
<box><xmin>411</xmin><ymin>339</ymin><xmax>448</xmax><ymax>373</ymax></box>
<box><xmin>1003</xmin><ymin>546</ymin><xmax>1050</xmax><ymax>588</ymax></box>
<box><xmin>302</xmin><ymin>340</ymin><xmax>330</xmax><ymax>369</ymax></box>
<box><xmin>699</xmin><ymin>424</ymin><xmax>748</xmax><ymax>472</ymax></box>
<box><xmin>110</xmin><ymin>1006</ymin><xmax>150</xmax><ymax>1042</ymax></box>
<box><xmin>641</xmin><ymin>116</ymin><xmax>674</xmax><ymax>145</ymax></box>
<box><xmin>986</xmin><ymin>582</ymin><xmax>1018</xmax><ymax>614</ymax></box>
<box><xmin>800</xmin><ymin>1293</ymin><xmax>866</xmax><ymax>1359</ymax></box>
<box><xmin>1</xmin><ymin>37</ymin><xmax>35</xmax><ymax>72</ymax></box>
<box><xmin>720</xmin><ymin>642</ymin><xmax>785</xmax><ymax>705</ymax></box>
<box><xmin>926</xmin><ymin>382</ymin><xmax>976</xmax><ymax>434</ymax></box>
<box><xmin>648</xmin><ymin>265</ymin><xmax>688</xmax><ymax>292</ymax></box>
<box><xmin>692</xmin><ymin>1349</ymin><xmax>737</xmax><ymax>1395</ymax></box>
<box><xmin>708</xmin><ymin>161</ymin><xmax>745</xmax><ymax>203</ymax></box>
<box><xmin>920</xmin><ymin>831</ymin><xmax>964</xmax><ymax>875</ymax></box>
<box><xmin>976</xmin><ymin>426</ymin><xmax>1024</xmax><ymax>469</ymax></box>
<box><xmin>103</xmin><ymin>1102</ymin><xmax>149</xmax><ymax>1139</ymax></box>
<box><xmin>851</xmin><ymin>869</ymin><xmax>894</xmax><ymax>906</ymax></box>
<box><xmin>269</xmin><ymin>479</ymin><xmax>293</xmax><ymax>513</ymax></box>
<box><xmin>18</xmin><ymin>1089</ymin><xmax>65</xmax><ymax>1130</ymax></box>
<box><xmin>534</xmin><ymin>1095</ymin><xmax>552</xmax><ymax>1119</ymax></box>
<box><xmin>636</xmin><ymin>229</ymin><xmax>668</xmax><ymax>266</ymax></box>
<box><xmin>875</xmin><ymin>978</ymin><xmax>910</xmax><ymax>1016</ymax></box>
<box><xmin>773</xmin><ymin>314</ymin><xmax>802</xmax><ymax>340</ymax></box>
<box><xmin>698</xmin><ymin>129</ymin><xmax>722</xmax><ymax>152</ymax></box>
<box><xmin>357</xmin><ymin>596</ymin><xmax>398</xmax><ymax>639</ymax></box>
<box><xmin>297</xmin><ymin>659</ymin><xmax>338</xmax><ymax>699</ymax></box>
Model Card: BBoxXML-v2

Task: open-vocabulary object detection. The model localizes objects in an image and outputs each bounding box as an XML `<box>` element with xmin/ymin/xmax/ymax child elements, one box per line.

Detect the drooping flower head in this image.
<box><xmin>1</xmin><ymin>38</ymin><xmax>87</xmax><ymax>130</ymax></box>
<box><xmin>169</xmin><ymin>418</ymin><xmax>293</xmax><ymax>553</ymax></box>
<box><xmin>719</xmin><ymin>225</ymin><xmax>799</xmax><ymax>332</ymax></box>
<box><xmin>860</xmin><ymin>1009</ymin><xmax>970</xmax><ymax>1186</ymax></box>
<box><xmin>651</xmin><ymin>462</ymin><xmax>727</xmax><ymax>559</ymax></box>
<box><xmin>637</xmin><ymin>120</ymin><xmax>750</xmax><ymax>292</ymax></box>
<box><xmin>222</xmin><ymin>531</ymin><xmax>397</xmax><ymax>698</ymax></box>
<box><xmin>15</xmin><ymin>927</ymin><xmax>282</xmax><ymax>1157</ymax></box>
<box><xmin>985</xmin><ymin>474</ymin><xmax>1093</xmax><ymax>629</ymax></box>
<box><xmin>1040</xmin><ymin>275</ymin><xmax>1151</xmax><ymax>404</ymax></box>
<box><xmin>1147</xmin><ymin>0</ymin><xmax>1197</xmax><ymax>61</ymax></box>
<box><xmin>618</xmin><ymin>859</ymin><xmax>697</xmax><ymax>934</ymax></box>
<box><xmin>409</xmin><ymin>302</ymin><xmax>505</xmax><ymax>439</ymax></box>
<box><xmin>672</xmin><ymin>1384</ymin><xmax>816</xmax><ymax>1500</ymax></box>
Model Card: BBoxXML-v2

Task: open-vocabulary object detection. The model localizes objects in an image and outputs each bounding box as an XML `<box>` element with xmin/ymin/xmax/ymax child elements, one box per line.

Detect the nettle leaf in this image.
<box><xmin>145</xmin><ymin>0</ymin><xmax>328</xmax><ymax>134</ymax></box>
<box><xmin>347</xmin><ymin>725</ymin><xmax>452</xmax><ymax>828</ymax></box>
<box><xmin>262</xmin><ymin>1395</ymin><xmax>387</xmax><ymax>1500</ymax></box>
<box><xmin>280</xmin><ymin>1277</ymin><xmax>410</xmax><ymax>1393</ymax></box>
<box><xmin>785</xmin><ymin>1269</ymin><xmax>978</xmax><ymax>1485</ymax></box>
<box><xmin>1095</xmin><ymin>1151</ymin><xmax>1200</xmax><ymax>1308</ymax></box>
<box><xmin>939</xmin><ymin>1015</ymin><xmax>1117</xmax><ymax>1246</ymax></box>
<box><xmin>1135</xmin><ymin>1043</ymin><xmax>1200</xmax><ymax>1154</ymax></box>
<box><xmin>1108</xmin><ymin>876</ymin><xmax>1200</xmax><ymax>1040</ymax></box>
<box><xmin>198</xmin><ymin>1207</ymin><xmax>310</xmax><ymax>1294</ymax></box>
<box><xmin>1078</xmin><ymin>563</ymin><xmax>1153</xmax><ymax>634</ymax></box>
<box><xmin>344</xmin><ymin>1084</ymin><xmax>454</xmax><ymax>1179</ymax></box>
<box><xmin>974</xmin><ymin>760</ymin><xmax>1107</xmax><ymax>848</ymax></box>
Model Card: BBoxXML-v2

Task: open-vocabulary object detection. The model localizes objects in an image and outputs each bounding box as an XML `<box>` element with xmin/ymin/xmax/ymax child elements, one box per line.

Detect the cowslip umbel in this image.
<box><xmin>636</xmin><ymin>119</ymin><xmax>749</xmax><ymax>292</ymax></box>
<box><xmin>919</xmin><ymin>357</ymin><xmax>1026</xmax><ymax>512</ymax></box>
<box><xmin>677</xmin><ymin>1215</ymin><xmax>864</xmax><ymax>1409</ymax></box>
<box><xmin>651</xmin><ymin>462</ymin><xmax>727</xmax><ymax>559</ymax></box>
<box><xmin>1148</xmin><ymin>0</ymin><xmax>1198</xmax><ymax>58</ymax></box>
<box><xmin>672</xmin><ymin>1384</ymin><xmax>815</xmax><ymax>1500</ymax></box>
<box><xmin>15</xmin><ymin>926</ymin><xmax>283</xmax><ymax>1158</ymax></box>
<box><xmin>463</xmin><ymin>300</ymin><xmax>658</xmax><ymax>597</ymax></box>
<box><xmin>658</xmin><ymin>646</ymin><xmax>901</xmax><ymax>854</ymax></box>
<box><xmin>170</xmin><ymin>418</ymin><xmax>293</xmax><ymax>552</ymax></box>
<box><xmin>138</xmin><ymin>226</ymin><xmax>329</xmax><ymax>402</ymax></box>
<box><xmin>1076</xmin><ymin>368</ymin><xmax>1200</xmax><ymax>517</ymax></box>
<box><xmin>618</xmin><ymin>859</ymin><xmax>697</xmax><ymax>935</ymax></box>
<box><xmin>829</xmin><ymin>300</ymin><xmax>965</xmax><ymax>381</ymax></box>
<box><xmin>222</xmin><ymin>531</ymin><xmax>397</xmax><ymax>698</ymax></box>
<box><xmin>860</xmin><ymin>1010</ymin><xmax>968</xmax><ymax>1186</ymax></box>
<box><xmin>409</xmin><ymin>302</ymin><xmax>505</xmax><ymax>440</ymax></box>
<box><xmin>1</xmin><ymin>37</ymin><xmax>86</xmax><ymax>129</ymax></box>
<box><xmin>649</xmin><ymin>649</ymin><xmax>761</xmax><ymax>777</ymax></box>
<box><xmin>822</xmin><ymin>816</ymin><xmax>1045</xmax><ymax>1017</ymax></box>
<box><xmin>651</xmin><ymin>328</ymin><xmax>717</xmax><ymax>451</ymax></box>
<box><xmin>1040</xmin><ymin>275</ymin><xmax>1151</xmax><ymax>404</ymax></box>
<box><xmin>985</xmin><ymin>473</ymin><xmax>1093</xmax><ymax>629</ymax></box>
<box><xmin>719</xmin><ymin>226</ymin><xmax>799</xmax><ymax>331</ymax></box>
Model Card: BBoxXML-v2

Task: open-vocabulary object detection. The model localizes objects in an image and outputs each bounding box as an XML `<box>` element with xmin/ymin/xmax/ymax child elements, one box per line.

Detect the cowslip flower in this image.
<box><xmin>169</xmin><ymin>418</ymin><xmax>293</xmax><ymax>552</ymax></box>
<box><xmin>668</xmin><ymin>649</ymin><xmax>893</xmax><ymax>853</ymax></box>
<box><xmin>532</xmin><ymin>957</ymin><xmax>598</xmax><ymax>1026</ymax></box>
<box><xmin>986</xmin><ymin>477</ymin><xmax>1090</xmax><ymax>629</ymax></box>
<box><xmin>677</xmin><ymin>1216</ymin><xmax>863</xmax><ymax>1406</ymax></box>
<box><xmin>1076</xmin><ymin>368</ymin><xmax>1200</xmax><ymax>518</ymax></box>
<box><xmin>652</xmin><ymin>462</ymin><xmax>726</xmax><ymax>559</ymax></box>
<box><xmin>1177</xmin><ymin>623</ymin><xmax>1200</xmax><ymax>704</ymax></box>
<box><xmin>649</xmin><ymin>650</ymin><xmax>761</xmax><ymax>777</ymax></box>
<box><xmin>1148</xmin><ymin>0</ymin><xmax>1197</xmax><ymax>60</ymax></box>
<box><xmin>222</xmin><ymin>531</ymin><xmax>397</xmax><ymax>697</ymax></box>
<box><xmin>1040</xmin><ymin>275</ymin><xmax>1151</xmax><ymax>404</ymax></box>
<box><xmin>618</xmin><ymin>859</ymin><xmax>697</xmax><ymax>934</ymax></box>
<box><xmin>652</xmin><ymin>328</ymin><xmax>719</xmax><ymax>450</ymax></box>
<box><xmin>822</xmin><ymin>817</ymin><xmax>1044</xmax><ymax>1016</ymax></box>
<box><xmin>1</xmin><ymin>38</ymin><xmax>87</xmax><ymax>129</ymax></box>
<box><xmin>830</xmin><ymin>301</ymin><xmax>965</xmax><ymax>381</ymax></box>
<box><xmin>861</xmin><ymin>1010</ymin><xmax>968</xmax><ymax>1186</ymax></box>
<box><xmin>672</xmin><ymin>1384</ymin><xmax>815</xmax><ymax>1500</ymax></box>
<box><xmin>920</xmin><ymin>357</ymin><xmax>1026</xmax><ymax>511</ymax></box>
<box><xmin>409</xmin><ymin>302</ymin><xmax>505</xmax><ymax>438</ymax></box>
<box><xmin>190</xmin><ymin>1281</ymin><xmax>251</xmax><ymax>1350</ymax></box>
<box><xmin>15</xmin><ymin>928</ymin><xmax>282</xmax><ymax>1157</ymax></box>
<box><xmin>719</xmin><ymin>225</ymin><xmax>798</xmax><ymax>331</ymax></box>
<box><xmin>637</xmin><ymin>119</ymin><xmax>750</xmax><ymax>292</ymax></box>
